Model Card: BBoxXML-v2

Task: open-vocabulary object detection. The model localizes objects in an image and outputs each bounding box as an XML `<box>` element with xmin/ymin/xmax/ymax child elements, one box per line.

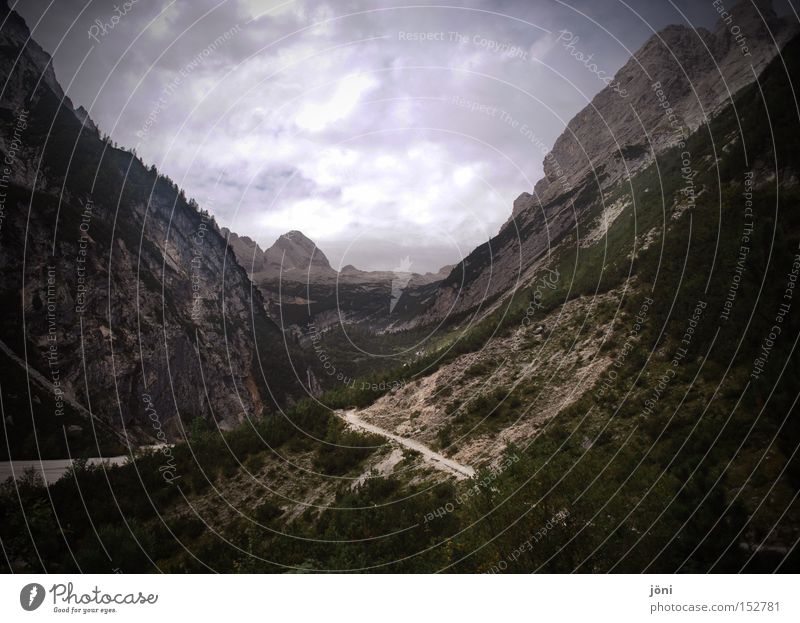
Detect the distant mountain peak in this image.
<box><xmin>266</xmin><ymin>230</ymin><xmax>333</xmax><ymax>273</ymax></box>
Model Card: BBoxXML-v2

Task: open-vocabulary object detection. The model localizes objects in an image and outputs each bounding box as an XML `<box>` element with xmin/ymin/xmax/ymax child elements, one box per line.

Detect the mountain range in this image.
<box><xmin>1</xmin><ymin>0</ymin><xmax>799</xmax><ymax>573</ymax></box>
<box><xmin>0</xmin><ymin>2</ymin><xmax>299</xmax><ymax>454</ymax></box>
<box><xmin>221</xmin><ymin>226</ymin><xmax>452</xmax><ymax>330</ymax></box>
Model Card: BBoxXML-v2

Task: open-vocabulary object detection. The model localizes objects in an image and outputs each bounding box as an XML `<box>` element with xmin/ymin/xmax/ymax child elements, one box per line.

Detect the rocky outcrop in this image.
<box><xmin>220</xmin><ymin>228</ymin><xmax>266</xmax><ymax>274</ymax></box>
<box><xmin>409</xmin><ymin>0</ymin><xmax>797</xmax><ymax>328</ymax></box>
<box><xmin>264</xmin><ymin>230</ymin><xmax>335</xmax><ymax>277</ymax></box>
<box><xmin>534</xmin><ymin>0</ymin><xmax>797</xmax><ymax>204</ymax></box>
<box><xmin>0</xmin><ymin>6</ymin><xmax>73</xmax><ymax>115</ymax></box>
<box><xmin>222</xmin><ymin>228</ymin><xmax>452</xmax><ymax>330</ymax></box>
<box><xmin>0</xmin><ymin>2</ymin><xmax>298</xmax><ymax>446</ymax></box>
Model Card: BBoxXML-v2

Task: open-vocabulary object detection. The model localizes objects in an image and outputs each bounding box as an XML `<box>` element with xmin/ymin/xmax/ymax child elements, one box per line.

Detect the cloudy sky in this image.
<box><xmin>14</xmin><ymin>0</ymin><xmax>784</xmax><ymax>271</ymax></box>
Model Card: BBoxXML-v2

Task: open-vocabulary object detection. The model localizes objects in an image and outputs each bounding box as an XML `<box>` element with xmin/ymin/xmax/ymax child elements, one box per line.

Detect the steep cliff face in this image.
<box><xmin>0</xmin><ymin>3</ymin><xmax>298</xmax><ymax>454</ymax></box>
<box><xmin>535</xmin><ymin>0</ymin><xmax>796</xmax><ymax>204</ymax></box>
<box><xmin>409</xmin><ymin>0</ymin><xmax>797</xmax><ymax>328</ymax></box>
<box><xmin>264</xmin><ymin>230</ymin><xmax>335</xmax><ymax>277</ymax></box>
<box><xmin>220</xmin><ymin>228</ymin><xmax>267</xmax><ymax>274</ymax></box>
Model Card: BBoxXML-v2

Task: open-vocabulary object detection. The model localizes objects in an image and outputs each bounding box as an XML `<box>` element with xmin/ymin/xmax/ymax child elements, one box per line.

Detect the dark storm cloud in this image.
<box><xmin>14</xmin><ymin>0</ymin><xmax>750</xmax><ymax>271</ymax></box>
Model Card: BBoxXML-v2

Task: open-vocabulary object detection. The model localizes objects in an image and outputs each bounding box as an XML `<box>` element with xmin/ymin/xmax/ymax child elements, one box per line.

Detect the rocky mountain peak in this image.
<box><xmin>507</xmin><ymin>192</ymin><xmax>535</xmax><ymax>224</ymax></box>
<box><xmin>221</xmin><ymin>227</ymin><xmax>266</xmax><ymax>273</ymax></box>
<box><xmin>528</xmin><ymin>0</ymin><xmax>797</xmax><ymax>208</ymax></box>
<box><xmin>0</xmin><ymin>1</ymin><xmax>76</xmax><ymax>118</ymax></box>
<box><xmin>0</xmin><ymin>1</ymin><xmax>301</xmax><ymax>443</ymax></box>
<box><xmin>73</xmin><ymin>106</ymin><xmax>99</xmax><ymax>134</ymax></box>
<box><xmin>265</xmin><ymin>230</ymin><xmax>333</xmax><ymax>274</ymax></box>
<box><xmin>280</xmin><ymin>230</ymin><xmax>311</xmax><ymax>242</ymax></box>
<box><xmin>427</xmin><ymin>0</ymin><xmax>798</xmax><ymax>330</ymax></box>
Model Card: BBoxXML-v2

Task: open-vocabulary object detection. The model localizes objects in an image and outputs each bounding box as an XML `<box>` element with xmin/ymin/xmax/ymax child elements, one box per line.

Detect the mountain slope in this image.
<box><xmin>407</xmin><ymin>0</ymin><xmax>798</xmax><ymax>329</ymax></box>
<box><xmin>1</xmin><ymin>1</ymin><xmax>798</xmax><ymax>574</ymax></box>
<box><xmin>223</xmin><ymin>227</ymin><xmax>451</xmax><ymax>334</ymax></box>
<box><xmin>0</xmin><ymin>2</ymin><xmax>300</xmax><ymax>456</ymax></box>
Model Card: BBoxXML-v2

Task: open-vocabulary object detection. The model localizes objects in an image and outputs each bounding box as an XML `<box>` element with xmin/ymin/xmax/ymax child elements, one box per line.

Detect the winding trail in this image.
<box><xmin>336</xmin><ymin>409</ymin><xmax>475</xmax><ymax>480</ymax></box>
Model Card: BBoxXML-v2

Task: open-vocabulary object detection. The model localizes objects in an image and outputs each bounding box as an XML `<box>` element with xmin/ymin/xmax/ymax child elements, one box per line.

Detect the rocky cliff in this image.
<box><xmin>409</xmin><ymin>0</ymin><xmax>797</xmax><ymax>329</ymax></box>
<box><xmin>222</xmin><ymin>228</ymin><xmax>451</xmax><ymax>331</ymax></box>
<box><xmin>535</xmin><ymin>0</ymin><xmax>797</xmax><ymax>204</ymax></box>
<box><xmin>0</xmin><ymin>2</ymin><xmax>298</xmax><ymax>454</ymax></box>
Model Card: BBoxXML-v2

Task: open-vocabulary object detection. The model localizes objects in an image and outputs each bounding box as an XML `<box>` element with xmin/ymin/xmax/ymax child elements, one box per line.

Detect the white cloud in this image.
<box><xmin>261</xmin><ymin>197</ymin><xmax>352</xmax><ymax>238</ymax></box>
<box><xmin>20</xmin><ymin>0</ymin><xmax>725</xmax><ymax>271</ymax></box>
<box><xmin>240</xmin><ymin>0</ymin><xmax>298</xmax><ymax>21</ymax></box>
<box><xmin>295</xmin><ymin>74</ymin><xmax>379</xmax><ymax>132</ymax></box>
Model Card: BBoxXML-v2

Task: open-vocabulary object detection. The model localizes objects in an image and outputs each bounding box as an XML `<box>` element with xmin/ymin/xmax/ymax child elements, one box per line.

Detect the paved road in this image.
<box><xmin>0</xmin><ymin>456</ymin><xmax>130</xmax><ymax>485</ymax></box>
<box><xmin>337</xmin><ymin>409</ymin><xmax>475</xmax><ymax>480</ymax></box>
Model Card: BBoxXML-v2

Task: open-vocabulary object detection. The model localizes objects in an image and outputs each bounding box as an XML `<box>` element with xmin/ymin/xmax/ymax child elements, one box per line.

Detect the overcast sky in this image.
<box><xmin>13</xmin><ymin>0</ymin><xmax>777</xmax><ymax>271</ymax></box>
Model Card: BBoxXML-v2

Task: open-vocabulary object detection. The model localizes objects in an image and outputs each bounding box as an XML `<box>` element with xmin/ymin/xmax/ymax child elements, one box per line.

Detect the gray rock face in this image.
<box><xmin>222</xmin><ymin>228</ymin><xmax>336</xmax><ymax>281</ymax></box>
<box><xmin>222</xmin><ymin>228</ymin><xmax>452</xmax><ymax>330</ymax></box>
<box><xmin>0</xmin><ymin>7</ymin><xmax>68</xmax><ymax>113</ymax></box>
<box><xmin>0</xmin><ymin>2</ymin><xmax>296</xmax><ymax>443</ymax></box>
<box><xmin>535</xmin><ymin>0</ymin><xmax>797</xmax><ymax>204</ymax></box>
<box><xmin>220</xmin><ymin>228</ymin><xmax>267</xmax><ymax>274</ymax></box>
<box><xmin>410</xmin><ymin>0</ymin><xmax>796</xmax><ymax>328</ymax></box>
<box><xmin>264</xmin><ymin>230</ymin><xmax>334</xmax><ymax>276</ymax></box>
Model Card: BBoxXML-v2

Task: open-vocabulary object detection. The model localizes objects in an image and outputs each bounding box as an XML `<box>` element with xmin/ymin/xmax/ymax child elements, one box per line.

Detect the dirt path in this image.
<box><xmin>336</xmin><ymin>409</ymin><xmax>475</xmax><ymax>480</ymax></box>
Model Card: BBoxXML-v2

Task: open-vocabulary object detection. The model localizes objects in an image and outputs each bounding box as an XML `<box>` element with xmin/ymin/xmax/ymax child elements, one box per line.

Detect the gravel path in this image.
<box><xmin>337</xmin><ymin>409</ymin><xmax>475</xmax><ymax>480</ymax></box>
